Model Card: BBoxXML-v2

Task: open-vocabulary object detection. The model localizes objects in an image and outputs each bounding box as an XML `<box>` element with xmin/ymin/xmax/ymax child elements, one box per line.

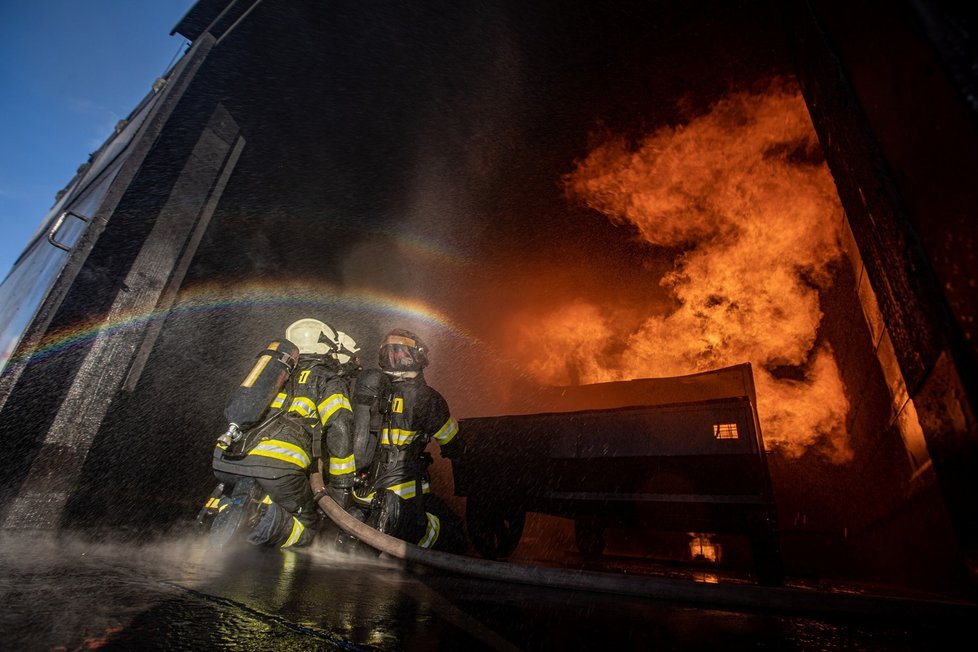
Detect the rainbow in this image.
<box><xmin>6</xmin><ymin>278</ymin><xmax>480</xmax><ymax>366</ymax></box>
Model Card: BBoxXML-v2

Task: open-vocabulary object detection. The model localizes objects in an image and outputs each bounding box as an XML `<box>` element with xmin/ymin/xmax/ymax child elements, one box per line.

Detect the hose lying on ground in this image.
<box><xmin>309</xmin><ymin>476</ymin><xmax>976</xmax><ymax>621</ymax></box>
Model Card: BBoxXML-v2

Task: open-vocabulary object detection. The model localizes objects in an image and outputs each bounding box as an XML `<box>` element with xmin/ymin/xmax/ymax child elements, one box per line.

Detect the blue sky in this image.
<box><xmin>0</xmin><ymin>0</ymin><xmax>197</xmax><ymax>279</ymax></box>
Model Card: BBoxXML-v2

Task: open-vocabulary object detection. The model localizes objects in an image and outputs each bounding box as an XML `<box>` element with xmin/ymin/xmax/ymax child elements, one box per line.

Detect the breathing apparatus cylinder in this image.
<box><xmin>224</xmin><ymin>339</ymin><xmax>300</xmax><ymax>430</ymax></box>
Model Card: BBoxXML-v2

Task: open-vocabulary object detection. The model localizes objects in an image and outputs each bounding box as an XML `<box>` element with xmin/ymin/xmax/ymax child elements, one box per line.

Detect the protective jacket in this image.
<box><xmin>351</xmin><ymin>368</ymin><xmax>464</xmax><ymax>551</ymax></box>
<box><xmin>214</xmin><ymin>355</ymin><xmax>355</xmax><ymax>484</ymax></box>
<box><xmin>213</xmin><ymin>353</ymin><xmax>355</xmax><ymax>547</ymax></box>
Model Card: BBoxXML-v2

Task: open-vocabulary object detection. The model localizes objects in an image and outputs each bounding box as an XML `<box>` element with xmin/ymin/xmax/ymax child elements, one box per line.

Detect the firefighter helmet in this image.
<box><xmin>286</xmin><ymin>318</ymin><xmax>342</xmax><ymax>357</ymax></box>
<box><xmin>334</xmin><ymin>331</ymin><xmax>361</xmax><ymax>366</ymax></box>
<box><xmin>378</xmin><ymin>328</ymin><xmax>429</xmax><ymax>372</ymax></box>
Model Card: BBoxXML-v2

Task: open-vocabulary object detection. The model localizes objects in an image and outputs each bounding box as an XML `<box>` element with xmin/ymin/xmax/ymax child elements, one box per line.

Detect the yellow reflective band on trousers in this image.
<box><xmin>380</xmin><ymin>428</ymin><xmax>418</xmax><ymax>446</ymax></box>
<box><xmin>417</xmin><ymin>512</ymin><xmax>441</xmax><ymax>549</ymax></box>
<box><xmin>281</xmin><ymin>516</ymin><xmax>305</xmax><ymax>548</ymax></box>
<box><xmin>386</xmin><ymin>479</ymin><xmax>430</xmax><ymax>499</ymax></box>
<box><xmin>247</xmin><ymin>439</ymin><xmax>311</xmax><ymax>469</ymax></box>
<box><xmin>288</xmin><ymin>396</ymin><xmax>317</xmax><ymax>418</ymax></box>
<box><xmin>329</xmin><ymin>454</ymin><xmax>355</xmax><ymax>476</ymax></box>
<box><xmin>433</xmin><ymin>417</ymin><xmax>459</xmax><ymax>446</ymax></box>
<box><xmin>318</xmin><ymin>393</ymin><xmax>352</xmax><ymax>425</ymax></box>
<box><xmin>270</xmin><ymin>392</ymin><xmax>286</xmax><ymax>409</ymax></box>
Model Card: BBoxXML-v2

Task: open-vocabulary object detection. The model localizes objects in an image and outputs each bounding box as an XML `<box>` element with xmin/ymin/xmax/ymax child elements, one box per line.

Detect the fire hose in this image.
<box><xmin>310</xmin><ymin>477</ymin><xmax>976</xmax><ymax>620</ymax></box>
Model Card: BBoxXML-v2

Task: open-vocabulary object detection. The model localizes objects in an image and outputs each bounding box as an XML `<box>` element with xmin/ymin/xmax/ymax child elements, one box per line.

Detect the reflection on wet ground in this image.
<box><xmin>0</xmin><ymin>529</ymin><xmax>971</xmax><ymax>651</ymax></box>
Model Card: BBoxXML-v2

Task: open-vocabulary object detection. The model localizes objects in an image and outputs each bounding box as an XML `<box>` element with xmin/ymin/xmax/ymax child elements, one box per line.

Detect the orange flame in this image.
<box><xmin>515</xmin><ymin>78</ymin><xmax>851</xmax><ymax>461</ymax></box>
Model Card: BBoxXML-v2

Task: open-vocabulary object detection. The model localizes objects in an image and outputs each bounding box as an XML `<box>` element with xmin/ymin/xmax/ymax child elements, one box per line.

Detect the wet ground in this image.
<box><xmin>0</xmin><ymin>524</ymin><xmax>973</xmax><ymax>652</ymax></box>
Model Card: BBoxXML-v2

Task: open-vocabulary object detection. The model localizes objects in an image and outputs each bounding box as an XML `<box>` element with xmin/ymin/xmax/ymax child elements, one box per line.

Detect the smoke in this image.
<box><xmin>518</xmin><ymin>79</ymin><xmax>851</xmax><ymax>461</ymax></box>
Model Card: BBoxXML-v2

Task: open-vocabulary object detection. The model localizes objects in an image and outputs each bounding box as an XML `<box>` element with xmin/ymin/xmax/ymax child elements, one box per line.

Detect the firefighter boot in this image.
<box><xmin>247</xmin><ymin>502</ymin><xmax>291</xmax><ymax>546</ymax></box>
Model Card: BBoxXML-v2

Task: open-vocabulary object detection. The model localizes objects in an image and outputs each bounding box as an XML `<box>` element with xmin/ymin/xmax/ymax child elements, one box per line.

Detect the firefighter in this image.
<box><xmin>346</xmin><ymin>328</ymin><xmax>466</xmax><ymax>553</ymax></box>
<box><xmin>210</xmin><ymin>318</ymin><xmax>360</xmax><ymax>548</ymax></box>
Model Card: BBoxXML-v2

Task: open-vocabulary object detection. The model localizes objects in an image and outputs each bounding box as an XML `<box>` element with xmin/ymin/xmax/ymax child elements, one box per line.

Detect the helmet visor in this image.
<box><xmin>379</xmin><ymin>343</ymin><xmax>423</xmax><ymax>371</ymax></box>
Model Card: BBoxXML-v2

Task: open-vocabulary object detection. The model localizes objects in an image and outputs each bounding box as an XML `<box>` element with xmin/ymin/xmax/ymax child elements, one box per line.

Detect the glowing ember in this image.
<box><xmin>517</xmin><ymin>78</ymin><xmax>851</xmax><ymax>461</ymax></box>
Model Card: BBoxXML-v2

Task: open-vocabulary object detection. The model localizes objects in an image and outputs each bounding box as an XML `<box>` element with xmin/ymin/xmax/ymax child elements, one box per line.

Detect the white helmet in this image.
<box><xmin>286</xmin><ymin>318</ymin><xmax>340</xmax><ymax>356</ymax></box>
<box><xmin>334</xmin><ymin>331</ymin><xmax>360</xmax><ymax>366</ymax></box>
<box><xmin>285</xmin><ymin>319</ymin><xmax>360</xmax><ymax>367</ymax></box>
